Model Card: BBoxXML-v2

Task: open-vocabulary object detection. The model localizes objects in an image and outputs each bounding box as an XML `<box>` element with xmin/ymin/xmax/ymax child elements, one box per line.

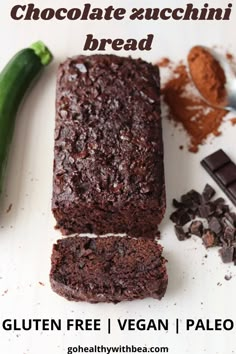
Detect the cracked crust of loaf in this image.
<box><xmin>52</xmin><ymin>55</ymin><xmax>166</xmax><ymax>237</ymax></box>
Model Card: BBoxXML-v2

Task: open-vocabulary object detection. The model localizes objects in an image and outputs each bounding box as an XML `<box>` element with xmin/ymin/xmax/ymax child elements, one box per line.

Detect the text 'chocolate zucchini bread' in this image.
<box><xmin>52</xmin><ymin>55</ymin><xmax>166</xmax><ymax>237</ymax></box>
<box><xmin>50</xmin><ymin>236</ymin><xmax>168</xmax><ymax>303</ymax></box>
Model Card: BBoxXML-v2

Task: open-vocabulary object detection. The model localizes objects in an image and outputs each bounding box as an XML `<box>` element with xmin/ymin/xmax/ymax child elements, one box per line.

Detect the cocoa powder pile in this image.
<box><xmin>159</xmin><ymin>48</ymin><xmax>234</xmax><ymax>153</ymax></box>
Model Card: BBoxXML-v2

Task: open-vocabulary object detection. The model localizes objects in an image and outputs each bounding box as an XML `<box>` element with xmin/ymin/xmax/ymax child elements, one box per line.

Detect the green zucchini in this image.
<box><xmin>0</xmin><ymin>41</ymin><xmax>53</xmax><ymax>195</ymax></box>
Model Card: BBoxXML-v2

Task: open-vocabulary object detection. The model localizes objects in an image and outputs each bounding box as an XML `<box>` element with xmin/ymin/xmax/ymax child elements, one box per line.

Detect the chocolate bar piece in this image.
<box><xmin>201</xmin><ymin>149</ymin><xmax>236</xmax><ymax>206</ymax></box>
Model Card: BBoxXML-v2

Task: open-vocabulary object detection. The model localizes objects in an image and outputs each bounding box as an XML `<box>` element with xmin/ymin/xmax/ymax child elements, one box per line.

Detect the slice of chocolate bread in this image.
<box><xmin>52</xmin><ymin>54</ymin><xmax>165</xmax><ymax>237</ymax></box>
<box><xmin>50</xmin><ymin>236</ymin><xmax>168</xmax><ymax>303</ymax></box>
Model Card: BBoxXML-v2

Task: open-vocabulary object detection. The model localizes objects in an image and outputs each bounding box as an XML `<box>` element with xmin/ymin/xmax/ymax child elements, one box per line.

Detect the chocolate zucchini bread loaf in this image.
<box><xmin>50</xmin><ymin>236</ymin><xmax>168</xmax><ymax>303</ymax></box>
<box><xmin>52</xmin><ymin>55</ymin><xmax>165</xmax><ymax>237</ymax></box>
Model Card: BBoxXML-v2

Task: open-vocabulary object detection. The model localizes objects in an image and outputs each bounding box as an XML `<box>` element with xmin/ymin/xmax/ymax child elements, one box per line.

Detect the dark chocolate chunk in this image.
<box><xmin>170</xmin><ymin>210</ymin><xmax>179</xmax><ymax>224</ymax></box>
<box><xmin>201</xmin><ymin>150</ymin><xmax>236</xmax><ymax>207</ymax></box>
<box><xmin>188</xmin><ymin>190</ymin><xmax>202</xmax><ymax>204</ymax></box>
<box><xmin>198</xmin><ymin>203</ymin><xmax>215</xmax><ymax>218</ymax></box>
<box><xmin>189</xmin><ymin>220</ymin><xmax>203</xmax><ymax>237</ymax></box>
<box><xmin>170</xmin><ymin>181</ymin><xmax>236</xmax><ymax>265</ymax></box>
<box><xmin>202</xmin><ymin>230</ymin><xmax>215</xmax><ymax>248</ymax></box>
<box><xmin>174</xmin><ymin>225</ymin><xmax>187</xmax><ymax>241</ymax></box>
<box><xmin>225</xmin><ymin>212</ymin><xmax>236</xmax><ymax>227</ymax></box>
<box><xmin>172</xmin><ymin>198</ymin><xmax>184</xmax><ymax>209</ymax></box>
<box><xmin>223</xmin><ymin>205</ymin><xmax>230</xmax><ymax>213</ymax></box>
<box><xmin>181</xmin><ymin>190</ymin><xmax>201</xmax><ymax>207</ymax></box>
<box><xmin>180</xmin><ymin>194</ymin><xmax>194</xmax><ymax>208</ymax></box>
<box><xmin>214</xmin><ymin>197</ymin><xmax>226</xmax><ymax>206</ymax></box>
<box><xmin>220</xmin><ymin>235</ymin><xmax>227</xmax><ymax>246</ymax></box>
<box><xmin>223</xmin><ymin>226</ymin><xmax>235</xmax><ymax>244</ymax></box>
<box><xmin>214</xmin><ymin>202</ymin><xmax>229</xmax><ymax>218</ymax></box>
<box><xmin>170</xmin><ymin>209</ymin><xmax>191</xmax><ymax>226</ymax></box>
<box><xmin>188</xmin><ymin>205</ymin><xmax>198</xmax><ymax>217</ymax></box>
<box><xmin>221</xmin><ymin>216</ymin><xmax>231</xmax><ymax>228</ymax></box>
<box><xmin>203</xmin><ymin>149</ymin><xmax>230</xmax><ymax>172</ymax></box>
<box><xmin>214</xmin><ymin>206</ymin><xmax>225</xmax><ymax>217</ymax></box>
<box><xmin>208</xmin><ymin>217</ymin><xmax>222</xmax><ymax>235</ymax></box>
<box><xmin>202</xmin><ymin>184</ymin><xmax>216</xmax><ymax>201</ymax></box>
<box><xmin>219</xmin><ymin>246</ymin><xmax>235</xmax><ymax>263</ymax></box>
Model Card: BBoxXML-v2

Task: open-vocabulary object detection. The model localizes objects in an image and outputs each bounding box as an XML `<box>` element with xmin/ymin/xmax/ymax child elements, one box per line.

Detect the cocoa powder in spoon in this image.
<box><xmin>159</xmin><ymin>49</ymin><xmax>234</xmax><ymax>152</ymax></box>
<box><xmin>188</xmin><ymin>46</ymin><xmax>227</xmax><ymax>107</ymax></box>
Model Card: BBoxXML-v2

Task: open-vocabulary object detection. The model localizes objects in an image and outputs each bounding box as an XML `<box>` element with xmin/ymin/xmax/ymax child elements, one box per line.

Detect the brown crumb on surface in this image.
<box><xmin>2</xmin><ymin>289</ymin><xmax>8</xmax><ymax>296</ymax></box>
<box><xmin>230</xmin><ymin>118</ymin><xmax>236</xmax><ymax>125</ymax></box>
<box><xmin>6</xmin><ymin>203</ymin><xmax>13</xmax><ymax>213</ymax></box>
<box><xmin>179</xmin><ymin>145</ymin><xmax>184</xmax><ymax>150</ymax></box>
<box><xmin>226</xmin><ymin>52</ymin><xmax>233</xmax><ymax>61</ymax></box>
<box><xmin>157</xmin><ymin>57</ymin><xmax>171</xmax><ymax>68</ymax></box>
<box><xmin>38</xmin><ymin>282</ymin><xmax>45</xmax><ymax>286</ymax></box>
<box><xmin>225</xmin><ymin>274</ymin><xmax>232</xmax><ymax>281</ymax></box>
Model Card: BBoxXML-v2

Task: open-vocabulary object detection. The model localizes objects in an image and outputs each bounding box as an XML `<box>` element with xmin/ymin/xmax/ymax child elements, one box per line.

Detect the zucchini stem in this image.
<box><xmin>30</xmin><ymin>41</ymin><xmax>53</xmax><ymax>66</ymax></box>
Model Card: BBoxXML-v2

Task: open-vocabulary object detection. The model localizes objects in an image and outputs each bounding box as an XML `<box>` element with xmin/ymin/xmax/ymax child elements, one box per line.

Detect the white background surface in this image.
<box><xmin>0</xmin><ymin>0</ymin><xmax>236</xmax><ymax>353</ymax></box>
